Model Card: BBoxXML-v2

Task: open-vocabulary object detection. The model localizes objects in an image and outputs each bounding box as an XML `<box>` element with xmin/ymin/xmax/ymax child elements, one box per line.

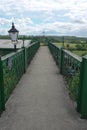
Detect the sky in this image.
<box><xmin>0</xmin><ymin>0</ymin><xmax>87</xmax><ymax>36</ymax></box>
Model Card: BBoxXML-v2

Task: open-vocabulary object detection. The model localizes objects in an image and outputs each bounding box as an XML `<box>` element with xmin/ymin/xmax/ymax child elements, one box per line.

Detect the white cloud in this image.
<box><xmin>0</xmin><ymin>18</ymin><xmax>11</xmax><ymax>25</ymax></box>
<box><xmin>0</xmin><ymin>0</ymin><xmax>87</xmax><ymax>36</ymax></box>
<box><xmin>0</xmin><ymin>0</ymin><xmax>86</xmax><ymax>12</ymax></box>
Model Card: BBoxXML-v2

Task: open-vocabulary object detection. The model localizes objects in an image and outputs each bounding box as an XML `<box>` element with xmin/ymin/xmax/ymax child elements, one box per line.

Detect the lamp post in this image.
<box><xmin>23</xmin><ymin>35</ymin><xmax>25</xmax><ymax>48</ymax></box>
<box><xmin>8</xmin><ymin>22</ymin><xmax>19</xmax><ymax>52</ymax></box>
<box><xmin>62</xmin><ymin>36</ymin><xmax>64</xmax><ymax>48</ymax></box>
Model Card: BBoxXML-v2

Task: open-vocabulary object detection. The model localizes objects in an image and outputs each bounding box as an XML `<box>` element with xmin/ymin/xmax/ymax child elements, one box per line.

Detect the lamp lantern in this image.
<box><xmin>8</xmin><ymin>22</ymin><xmax>19</xmax><ymax>51</ymax></box>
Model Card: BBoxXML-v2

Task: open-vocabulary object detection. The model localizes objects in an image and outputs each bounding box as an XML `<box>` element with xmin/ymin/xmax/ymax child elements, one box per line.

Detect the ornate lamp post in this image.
<box><xmin>8</xmin><ymin>22</ymin><xmax>19</xmax><ymax>52</ymax></box>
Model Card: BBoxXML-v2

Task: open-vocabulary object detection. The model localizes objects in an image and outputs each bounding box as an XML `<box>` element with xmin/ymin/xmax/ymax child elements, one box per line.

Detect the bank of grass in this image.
<box><xmin>54</xmin><ymin>42</ymin><xmax>76</xmax><ymax>48</ymax></box>
<box><xmin>72</xmin><ymin>50</ymin><xmax>87</xmax><ymax>56</ymax></box>
<box><xmin>40</xmin><ymin>42</ymin><xmax>47</xmax><ymax>46</ymax></box>
<box><xmin>54</xmin><ymin>43</ymin><xmax>87</xmax><ymax>56</ymax></box>
<box><xmin>67</xmin><ymin>74</ymin><xmax>80</xmax><ymax>101</ymax></box>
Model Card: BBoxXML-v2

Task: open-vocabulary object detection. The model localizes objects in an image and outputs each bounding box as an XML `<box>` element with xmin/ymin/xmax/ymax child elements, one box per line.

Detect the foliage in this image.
<box><xmin>3</xmin><ymin>67</ymin><xmax>16</xmax><ymax>102</ymax></box>
<box><xmin>0</xmin><ymin>35</ymin><xmax>9</xmax><ymax>39</ymax></box>
<box><xmin>73</xmin><ymin>50</ymin><xmax>87</xmax><ymax>56</ymax></box>
<box><xmin>75</xmin><ymin>44</ymin><xmax>87</xmax><ymax>50</ymax></box>
<box><xmin>67</xmin><ymin>74</ymin><xmax>80</xmax><ymax>101</ymax></box>
<box><xmin>1</xmin><ymin>35</ymin><xmax>87</xmax><ymax>45</ymax></box>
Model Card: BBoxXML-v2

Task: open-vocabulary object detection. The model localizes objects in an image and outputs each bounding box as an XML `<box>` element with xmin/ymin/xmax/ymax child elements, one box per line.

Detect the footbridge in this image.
<box><xmin>0</xmin><ymin>42</ymin><xmax>87</xmax><ymax>130</ymax></box>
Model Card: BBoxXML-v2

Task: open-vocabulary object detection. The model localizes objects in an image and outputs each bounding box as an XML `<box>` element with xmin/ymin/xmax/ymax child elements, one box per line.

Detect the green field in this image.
<box><xmin>54</xmin><ymin>42</ymin><xmax>76</xmax><ymax>48</ymax></box>
<box><xmin>54</xmin><ymin>42</ymin><xmax>87</xmax><ymax>56</ymax></box>
<box><xmin>72</xmin><ymin>50</ymin><xmax>87</xmax><ymax>56</ymax></box>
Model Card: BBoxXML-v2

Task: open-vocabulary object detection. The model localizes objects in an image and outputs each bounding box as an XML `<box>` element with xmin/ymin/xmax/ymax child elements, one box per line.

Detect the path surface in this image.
<box><xmin>0</xmin><ymin>46</ymin><xmax>87</xmax><ymax>130</ymax></box>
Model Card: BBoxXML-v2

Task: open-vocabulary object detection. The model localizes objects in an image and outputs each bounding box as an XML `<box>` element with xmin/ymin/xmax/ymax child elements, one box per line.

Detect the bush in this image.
<box><xmin>67</xmin><ymin>74</ymin><xmax>80</xmax><ymax>101</ymax></box>
<box><xmin>75</xmin><ymin>44</ymin><xmax>87</xmax><ymax>50</ymax></box>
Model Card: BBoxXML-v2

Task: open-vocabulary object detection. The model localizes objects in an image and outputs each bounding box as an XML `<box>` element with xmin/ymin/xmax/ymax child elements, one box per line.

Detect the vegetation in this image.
<box><xmin>72</xmin><ymin>50</ymin><xmax>87</xmax><ymax>56</ymax></box>
<box><xmin>0</xmin><ymin>35</ymin><xmax>87</xmax><ymax>42</ymax></box>
<box><xmin>1</xmin><ymin>35</ymin><xmax>87</xmax><ymax>56</ymax></box>
<box><xmin>67</xmin><ymin>74</ymin><xmax>80</xmax><ymax>101</ymax></box>
<box><xmin>55</xmin><ymin>42</ymin><xmax>87</xmax><ymax>56</ymax></box>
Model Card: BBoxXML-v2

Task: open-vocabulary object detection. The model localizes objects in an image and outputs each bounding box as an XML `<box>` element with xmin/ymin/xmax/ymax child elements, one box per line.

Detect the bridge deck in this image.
<box><xmin>0</xmin><ymin>46</ymin><xmax>87</xmax><ymax>130</ymax></box>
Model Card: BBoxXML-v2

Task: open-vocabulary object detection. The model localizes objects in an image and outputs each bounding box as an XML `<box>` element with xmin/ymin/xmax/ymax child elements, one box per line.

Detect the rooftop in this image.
<box><xmin>0</xmin><ymin>40</ymin><xmax>31</xmax><ymax>49</ymax></box>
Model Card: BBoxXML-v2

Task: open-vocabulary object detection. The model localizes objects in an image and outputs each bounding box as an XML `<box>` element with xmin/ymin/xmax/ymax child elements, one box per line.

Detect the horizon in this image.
<box><xmin>0</xmin><ymin>34</ymin><xmax>87</xmax><ymax>38</ymax></box>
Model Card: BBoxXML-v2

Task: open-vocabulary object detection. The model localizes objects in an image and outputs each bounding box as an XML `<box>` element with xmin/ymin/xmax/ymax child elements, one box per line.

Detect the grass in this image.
<box><xmin>72</xmin><ymin>50</ymin><xmax>87</xmax><ymax>56</ymax></box>
<box><xmin>67</xmin><ymin>74</ymin><xmax>80</xmax><ymax>101</ymax></box>
<box><xmin>54</xmin><ymin>42</ymin><xmax>77</xmax><ymax>48</ymax></box>
<box><xmin>54</xmin><ymin>42</ymin><xmax>87</xmax><ymax>56</ymax></box>
<box><xmin>40</xmin><ymin>42</ymin><xmax>47</xmax><ymax>46</ymax></box>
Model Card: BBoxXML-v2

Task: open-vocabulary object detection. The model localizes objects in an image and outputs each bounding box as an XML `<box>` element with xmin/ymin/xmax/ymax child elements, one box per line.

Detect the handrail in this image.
<box><xmin>0</xmin><ymin>41</ymin><xmax>40</xmax><ymax>114</ymax></box>
<box><xmin>48</xmin><ymin>42</ymin><xmax>81</xmax><ymax>101</ymax></box>
<box><xmin>1</xmin><ymin>48</ymin><xmax>24</xmax><ymax>60</ymax></box>
<box><xmin>48</xmin><ymin>41</ymin><xmax>87</xmax><ymax>118</ymax></box>
<box><xmin>63</xmin><ymin>49</ymin><xmax>82</xmax><ymax>62</ymax></box>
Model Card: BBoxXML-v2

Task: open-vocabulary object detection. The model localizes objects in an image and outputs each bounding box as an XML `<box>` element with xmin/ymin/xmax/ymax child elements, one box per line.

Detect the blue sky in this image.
<box><xmin>0</xmin><ymin>0</ymin><xmax>87</xmax><ymax>36</ymax></box>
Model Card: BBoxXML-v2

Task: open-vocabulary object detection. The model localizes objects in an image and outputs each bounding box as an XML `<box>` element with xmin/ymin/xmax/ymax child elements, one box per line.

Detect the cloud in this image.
<box><xmin>0</xmin><ymin>18</ymin><xmax>11</xmax><ymax>25</ymax></box>
<box><xmin>0</xmin><ymin>0</ymin><xmax>87</xmax><ymax>36</ymax></box>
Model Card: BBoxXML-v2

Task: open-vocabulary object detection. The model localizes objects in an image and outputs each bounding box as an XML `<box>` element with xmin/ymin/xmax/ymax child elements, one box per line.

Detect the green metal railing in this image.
<box><xmin>61</xmin><ymin>49</ymin><xmax>82</xmax><ymax>101</ymax></box>
<box><xmin>48</xmin><ymin>43</ymin><xmax>61</xmax><ymax>66</ymax></box>
<box><xmin>25</xmin><ymin>42</ymin><xmax>40</xmax><ymax>68</ymax></box>
<box><xmin>48</xmin><ymin>42</ymin><xmax>82</xmax><ymax>101</ymax></box>
<box><xmin>0</xmin><ymin>41</ymin><xmax>40</xmax><ymax>114</ymax></box>
<box><xmin>48</xmin><ymin>42</ymin><xmax>87</xmax><ymax>119</ymax></box>
<box><xmin>2</xmin><ymin>49</ymin><xmax>25</xmax><ymax>102</ymax></box>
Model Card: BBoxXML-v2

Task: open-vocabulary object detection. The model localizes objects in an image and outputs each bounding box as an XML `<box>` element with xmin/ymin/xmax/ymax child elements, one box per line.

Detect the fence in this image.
<box><xmin>48</xmin><ymin>42</ymin><xmax>87</xmax><ymax>119</ymax></box>
<box><xmin>0</xmin><ymin>41</ymin><xmax>40</xmax><ymax>114</ymax></box>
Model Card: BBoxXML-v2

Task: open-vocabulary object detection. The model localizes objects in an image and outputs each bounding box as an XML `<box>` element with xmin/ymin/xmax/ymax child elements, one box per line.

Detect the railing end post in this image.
<box><xmin>77</xmin><ymin>55</ymin><xmax>87</xmax><ymax>118</ymax></box>
<box><xmin>0</xmin><ymin>57</ymin><xmax>5</xmax><ymax>113</ymax></box>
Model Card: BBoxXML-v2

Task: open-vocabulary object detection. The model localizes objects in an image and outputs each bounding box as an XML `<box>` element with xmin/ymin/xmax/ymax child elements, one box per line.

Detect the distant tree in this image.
<box><xmin>75</xmin><ymin>44</ymin><xmax>87</xmax><ymax>50</ymax></box>
<box><xmin>66</xmin><ymin>44</ymin><xmax>70</xmax><ymax>50</ymax></box>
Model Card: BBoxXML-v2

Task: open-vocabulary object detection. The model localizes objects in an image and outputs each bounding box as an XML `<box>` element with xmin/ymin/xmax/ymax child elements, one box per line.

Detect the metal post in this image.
<box><xmin>77</xmin><ymin>55</ymin><xmax>87</xmax><ymax>119</ymax></box>
<box><xmin>14</xmin><ymin>44</ymin><xmax>16</xmax><ymax>52</ymax></box>
<box><xmin>23</xmin><ymin>48</ymin><xmax>26</xmax><ymax>73</ymax></box>
<box><xmin>60</xmin><ymin>49</ymin><xmax>64</xmax><ymax>74</ymax></box>
<box><xmin>23</xmin><ymin>36</ymin><xmax>25</xmax><ymax>48</ymax></box>
<box><xmin>62</xmin><ymin>36</ymin><xmax>64</xmax><ymax>48</ymax></box>
<box><xmin>23</xmin><ymin>39</ymin><xmax>24</xmax><ymax>47</ymax></box>
<box><xmin>0</xmin><ymin>57</ymin><xmax>5</xmax><ymax>113</ymax></box>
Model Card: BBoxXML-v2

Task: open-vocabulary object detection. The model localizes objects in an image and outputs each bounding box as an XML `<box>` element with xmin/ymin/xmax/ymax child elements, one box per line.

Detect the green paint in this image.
<box><xmin>0</xmin><ymin>57</ymin><xmax>5</xmax><ymax>112</ymax></box>
<box><xmin>80</xmin><ymin>56</ymin><xmax>87</xmax><ymax>118</ymax></box>
<box><xmin>0</xmin><ymin>41</ymin><xmax>40</xmax><ymax>114</ymax></box>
